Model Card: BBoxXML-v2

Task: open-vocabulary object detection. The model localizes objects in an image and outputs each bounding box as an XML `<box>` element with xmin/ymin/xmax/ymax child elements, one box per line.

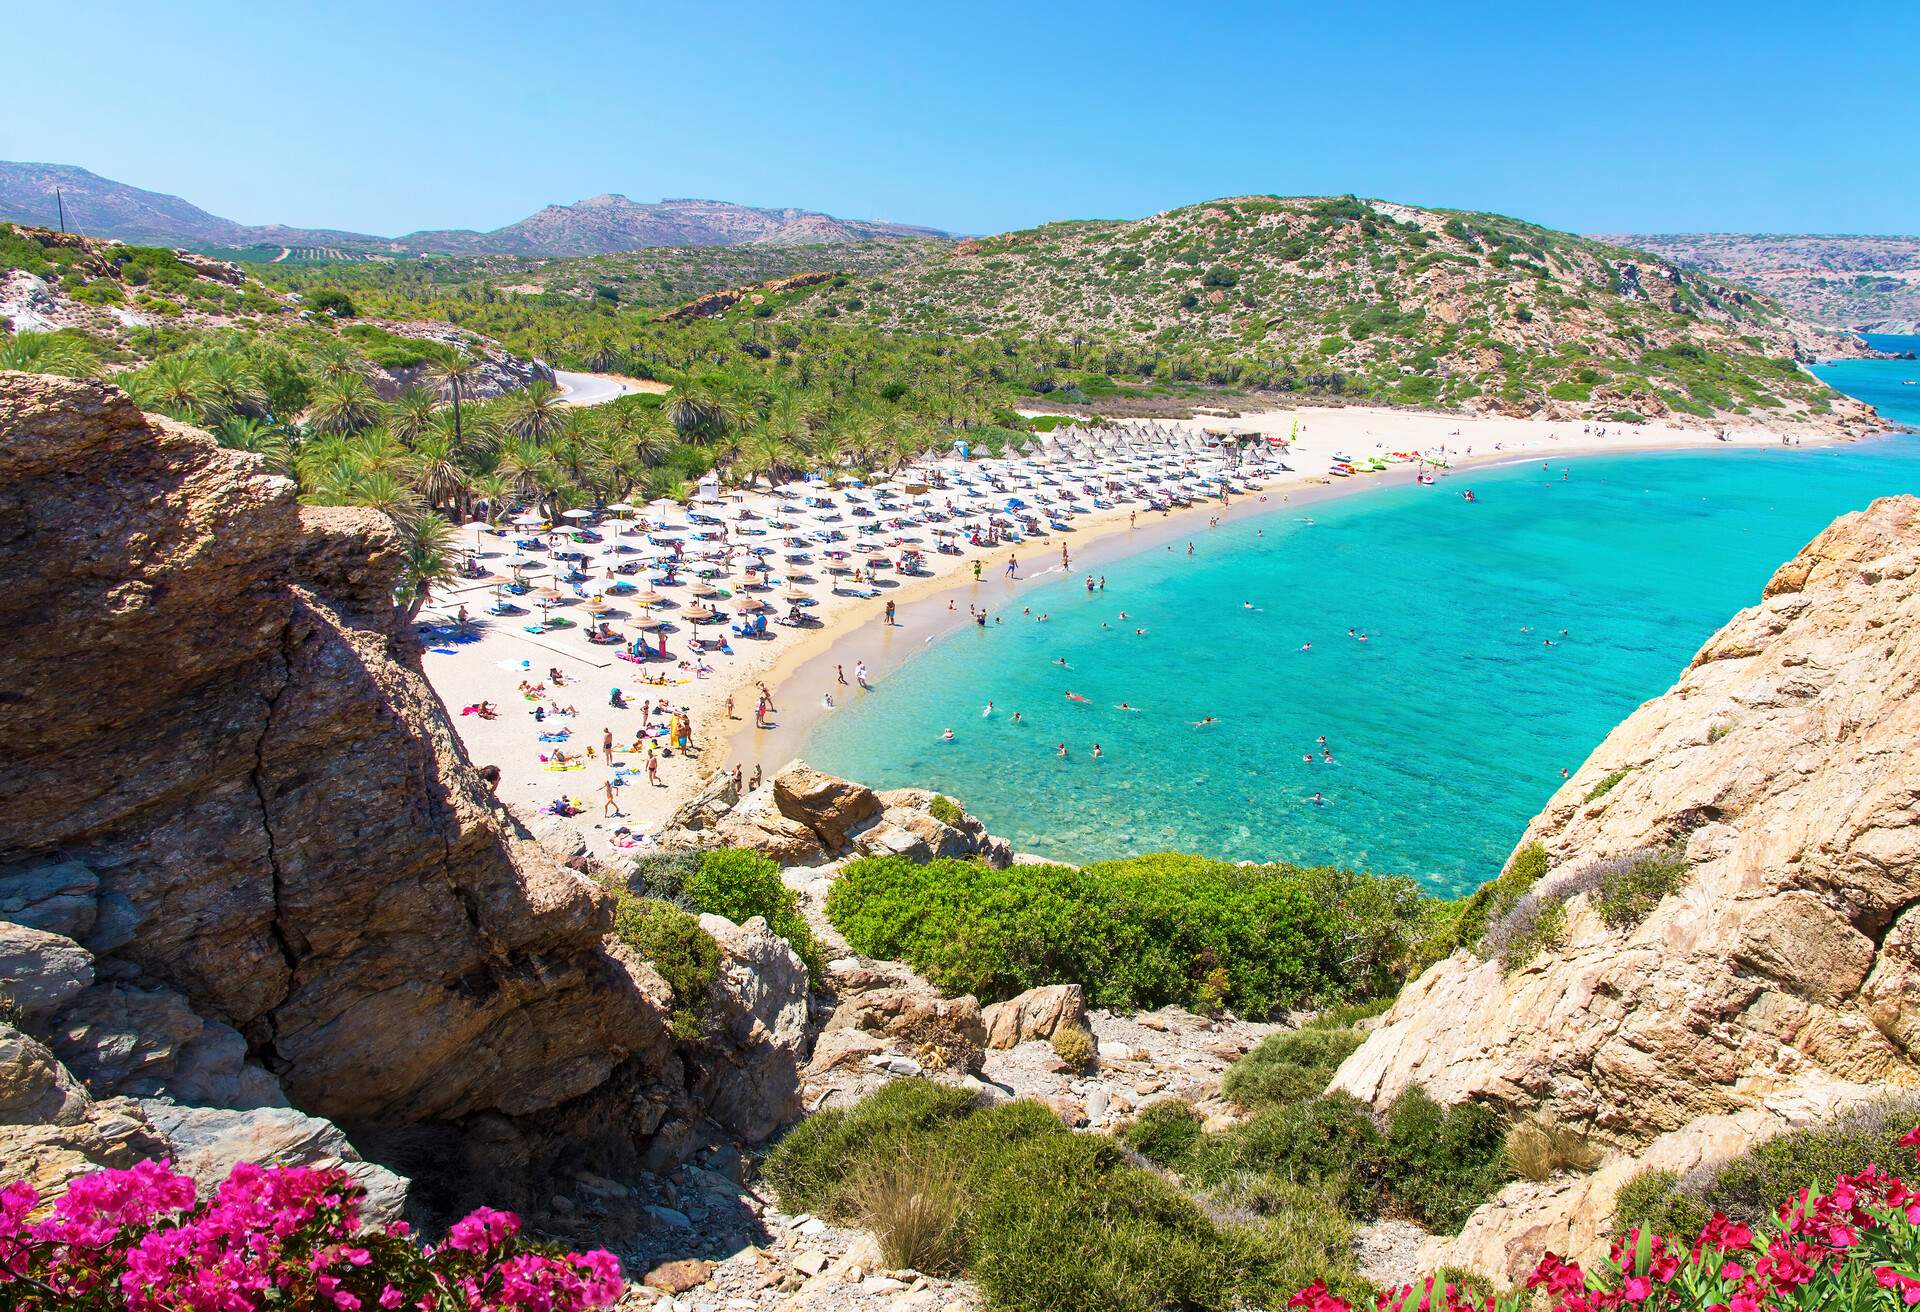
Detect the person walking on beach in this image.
<box><xmin>646</xmin><ymin>749</ymin><xmax>662</xmax><ymax>787</ymax></box>
<box><xmin>973</xmin><ymin>560</ymin><xmax>982</xmax><ymax>581</ymax></box>
<box><xmin>855</xmin><ymin>661</ymin><xmax>870</xmax><ymax>689</ymax></box>
<box><xmin>1006</xmin><ymin>554</ymin><xmax>1019</xmax><ymax>579</ymax></box>
<box><xmin>602</xmin><ymin>727</ymin><xmax>614</xmax><ymax>760</ymax></box>
<box><xmin>1061</xmin><ymin>543</ymin><xmax>1070</xmax><ymax>570</ymax></box>
<box><xmin>603</xmin><ymin>779</ymin><xmax>621</xmax><ymax>818</ymax></box>
<box><xmin>836</xmin><ymin>664</ymin><xmax>847</xmax><ymax>687</ymax></box>
<box><xmin>885</xmin><ymin>600</ymin><xmax>897</xmax><ymax>626</ymax></box>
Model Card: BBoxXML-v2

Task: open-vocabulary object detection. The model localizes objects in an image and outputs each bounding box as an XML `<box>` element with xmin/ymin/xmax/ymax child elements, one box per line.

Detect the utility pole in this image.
<box><xmin>55</xmin><ymin>187</ymin><xmax>66</xmax><ymax>233</ymax></box>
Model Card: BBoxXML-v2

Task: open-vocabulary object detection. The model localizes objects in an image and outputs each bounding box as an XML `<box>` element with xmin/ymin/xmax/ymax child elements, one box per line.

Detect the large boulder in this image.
<box><xmin>0</xmin><ymin>374</ymin><xmax>678</xmax><ymax>1206</ymax></box>
<box><xmin>982</xmin><ymin>984</ymin><xmax>1089</xmax><ymax>1049</ymax></box>
<box><xmin>0</xmin><ymin>921</ymin><xmax>93</xmax><ymax>1021</ymax></box>
<box><xmin>822</xmin><ymin>986</ymin><xmax>986</xmax><ymax>1074</ymax></box>
<box><xmin>692</xmin><ymin>914</ymin><xmax>811</xmax><ymax>1142</ymax></box>
<box><xmin>773</xmin><ymin>764</ymin><xmax>881</xmax><ymax>849</ymax></box>
<box><xmin>1333</xmin><ymin>496</ymin><xmax>1920</xmax><ymax>1281</ymax></box>
<box><xmin>140</xmin><ymin>1101</ymin><xmax>410</xmax><ymax>1224</ymax></box>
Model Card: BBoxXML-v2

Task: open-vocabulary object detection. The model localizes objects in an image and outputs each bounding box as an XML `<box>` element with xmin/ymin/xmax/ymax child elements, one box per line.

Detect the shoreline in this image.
<box><xmin>416</xmin><ymin>402</ymin><xmax>1889</xmax><ymax>860</ymax></box>
<box><xmin>719</xmin><ymin>431</ymin><xmax>1890</xmax><ymax>780</ymax></box>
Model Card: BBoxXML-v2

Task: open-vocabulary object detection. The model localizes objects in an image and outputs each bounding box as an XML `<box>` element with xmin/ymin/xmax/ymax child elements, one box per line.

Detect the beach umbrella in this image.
<box><xmin>734</xmin><ymin>596</ymin><xmax>772</xmax><ymax>613</ymax></box>
<box><xmin>632</xmin><ymin>590</ymin><xmax>668</xmax><ymax>608</ymax></box>
<box><xmin>684</xmin><ymin>604</ymin><xmax>719</xmax><ymax>623</ymax></box>
<box><xmin>562</xmin><ymin>508</ymin><xmax>594</xmax><ymax>521</ymax></box>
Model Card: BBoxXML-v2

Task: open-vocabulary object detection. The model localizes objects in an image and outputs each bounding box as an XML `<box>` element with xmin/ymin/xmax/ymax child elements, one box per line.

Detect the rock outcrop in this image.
<box><xmin>1331</xmin><ymin>495</ymin><xmax>1920</xmax><ymax>1282</ymax></box>
<box><xmin>664</xmin><ymin>761</ymin><xmax>1012</xmax><ymax>867</ymax></box>
<box><xmin>0</xmin><ymin>373</ymin><xmax>800</xmax><ymax>1211</ymax></box>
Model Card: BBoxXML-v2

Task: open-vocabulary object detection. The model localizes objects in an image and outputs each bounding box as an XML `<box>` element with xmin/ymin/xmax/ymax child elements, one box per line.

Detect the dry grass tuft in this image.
<box><xmin>850</xmin><ymin>1155</ymin><xmax>971</xmax><ymax>1274</ymax></box>
<box><xmin>1506</xmin><ymin>1117</ymin><xmax>1604</xmax><ymax>1182</ymax></box>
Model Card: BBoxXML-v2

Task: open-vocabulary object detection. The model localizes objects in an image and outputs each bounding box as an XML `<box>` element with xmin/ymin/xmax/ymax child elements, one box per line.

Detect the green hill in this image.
<box><xmin>758</xmin><ymin>195</ymin><xmax>1867</xmax><ymax>426</ymax></box>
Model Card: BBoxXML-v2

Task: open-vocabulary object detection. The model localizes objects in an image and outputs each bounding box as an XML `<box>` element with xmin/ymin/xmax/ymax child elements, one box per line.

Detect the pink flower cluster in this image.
<box><xmin>0</xmin><ymin>1158</ymin><xmax>623</xmax><ymax>1312</ymax></box>
<box><xmin>1289</xmin><ymin>1124</ymin><xmax>1920</xmax><ymax>1312</ymax></box>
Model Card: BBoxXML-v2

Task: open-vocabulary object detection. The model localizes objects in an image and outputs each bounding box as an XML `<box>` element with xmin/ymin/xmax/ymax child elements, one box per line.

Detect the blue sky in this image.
<box><xmin>7</xmin><ymin>0</ymin><xmax>1916</xmax><ymax>238</ymax></box>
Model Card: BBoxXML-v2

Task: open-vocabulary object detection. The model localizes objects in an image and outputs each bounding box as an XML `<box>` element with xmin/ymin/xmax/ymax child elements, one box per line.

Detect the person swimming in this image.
<box><xmin>983</xmin><ymin>701</ymin><xmax>994</xmax><ymax>717</ymax></box>
<box><xmin>1191</xmin><ymin>716</ymin><xmax>1220</xmax><ymax>727</ymax></box>
<box><xmin>1308</xmin><ymin>792</ymin><xmax>1326</xmax><ymax>806</ymax></box>
<box><xmin>1065</xmin><ymin>692</ymin><xmax>1090</xmax><ymax>703</ymax></box>
<box><xmin>1054</xmin><ymin>657</ymin><xmax>1070</xmax><ymax>667</ymax></box>
<box><xmin>1091</xmin><ymin>743</ymin><xmax>1103</xmax><ymax>759</ymax></box>
<box><xmin>1011</xmin><ymin>711</ymin><xmax>1022</xmax><ymax>723</ymax></box>
<box><xmin>1116</xmin><ymin>702</ymin><xmax>1139</xmax><ymax>712</ymax></box>
<box><xmin>942</xmin><ymin>728</ymin><xmax>954</xmax><ymax>741</ymax></box>
<box><xmin>1056</xmin><ymin>742</ymin><xmax>1068</xmax><ymax>757</ymax></box>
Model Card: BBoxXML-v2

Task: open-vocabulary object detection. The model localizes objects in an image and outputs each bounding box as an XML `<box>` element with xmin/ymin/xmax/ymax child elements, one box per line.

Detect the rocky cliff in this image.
<box><xmin>1331</xmin><ymin>494</ymin><xmax>1920</xmax><ymax>1281</ymax></box>
<box><xmin>0</xmin><ymin>373</ymin><xmax>804</xmax><ymax>1217</ymax></box>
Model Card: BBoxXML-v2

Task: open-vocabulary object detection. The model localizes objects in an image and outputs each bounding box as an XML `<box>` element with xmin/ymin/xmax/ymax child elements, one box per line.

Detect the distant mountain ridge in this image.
<box><xmin>0</xmin><ymin>161</ymin><xmax>949</xmax><ymax>256</ymax></box>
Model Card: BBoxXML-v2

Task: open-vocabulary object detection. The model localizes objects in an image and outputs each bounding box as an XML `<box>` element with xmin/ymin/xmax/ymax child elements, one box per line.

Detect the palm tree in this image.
<box><xmin>410</xmin><ymin>433</ymin><xmax>471</xmax><ymax>516</ymax></box>
<box><xmin>349</xmin><ymin>470</ymin><xmax>425</xmax><ymax>527</ymax></box>
<box><xmin>599</xmin><ymin>397</ymin><xmax>673</xmax><ymax>467</ymax></box>
<box><xmin>663</xmin><ymin>380</ymin><xmax>740</xmax><ymax>443</ymax></box>
<box><xmin>128</xmin><ymin>356</ymin><xmax>221</xmax><ymax>424</ymax></box>
<box><xmin>395</xmin><ymin>512</ymin><xmax>457</xmax><ymax>624</ymax></box>
<box><xmin>306</xmin><ymin>373</ymin><xmax>384</xmax><ymax>435</ymax></box>
<box><xmin>194</xmin><ymin>350</ymin><xmax>269</xmax><ymax>419</ymax></box>
<box><xmin>212</xmin><ymin>416</ymin><xmax>293</xmax><ymax>478</ymax></box>
<box><xmin>0</xmin><ymin>331</ymin><xmax>98</xmax><ymax>378</ymax></box>
<box><xmin>468</xmin><ymin>472</ymin><xmax>511</xmax><ymax>525</ymax></box>
<box><xmin>500</xmin><ymin>379</ymin><xmax>567</xmax><ymax>444</ymax></box>
<box><xmin>427</xmin><ymin>350</ymin><xmax>484</xmax><ymax>450</ymax></box>
<box><xmin>388</xmin><ymin>387</ymin><xmax>439</xmax><ymax>446</ymax></box>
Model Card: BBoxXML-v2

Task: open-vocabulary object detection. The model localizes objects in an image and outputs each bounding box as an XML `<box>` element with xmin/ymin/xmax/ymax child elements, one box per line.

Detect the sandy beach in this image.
<box><xmin>415</xmin><ymin>403</ymin><xmax>1849</xmax><ymax>859</ymax></box>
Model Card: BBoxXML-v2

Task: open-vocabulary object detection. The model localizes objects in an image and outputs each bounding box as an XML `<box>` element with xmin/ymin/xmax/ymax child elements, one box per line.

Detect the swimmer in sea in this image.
<box><xmin>1191</xmin><ymin>716</ymin><xmax>1220</xmax><ymax>728</ymax></box>
<box><xmin>942</xmin><ymin>728</ymin><xmax>954</xmax><ymax>742</ymax></box>
<box><xmin>1054</xmin><ymin>657</ymin><xmax>1070</xmax><ymax>667</ymax></box>
<box><xmin>1091</xmin><ymin>743</ymin><xmax>1103</xmax><ymax>759</ymax></box>
<box><xmin>1057</xmin><ymin>742</ymin><xmax>1068</xmax><ymax>758</ymax></box>
<box><xmin>1011</xmin><ymin>711</ymin><xmax>1022</xmax><ymax>723</ymax></box>
<box><xmin>983</xmin><ymin>701</ymin><xmax>994</xmax><ymax>717</ymax></box>
<box><xmin>1116</xmin><ymin>702</ymin><xmax>1140</xmax><ymax>712</ymax></box>
<box><xmin>1303</xmin><ymin>753</ymin><xmax>1313</xmax><ymax>764</ymax></box>
<box><xmin>1309</xmin><ymin>792</ymin><xmax>1325</xmax><ymax>806</ymax></box>
<box><xmin>1300</xmin><ymin>642</ymin><xmax>1312</xmax><ymax>652</ymax></box>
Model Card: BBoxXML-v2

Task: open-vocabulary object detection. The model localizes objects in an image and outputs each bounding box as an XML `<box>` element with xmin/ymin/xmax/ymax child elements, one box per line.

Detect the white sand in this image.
<box><xmin>416</xmin><ymin>404</ymin><xmax>1840</xmax><ymax>859</ymax></box>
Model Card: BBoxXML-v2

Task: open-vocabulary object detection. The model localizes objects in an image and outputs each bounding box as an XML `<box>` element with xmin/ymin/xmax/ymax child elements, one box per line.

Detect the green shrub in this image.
<box><xmin>1613</xmin><ymin>1167</ymin><xmax>1712</xmax><ymax>1241</ymax></box>
<box><xmin>1225</xmin><ymin>1094</ymin><xmax>1385</xmax><ymax>1216</ymax></box>
<box><xmin>927</xmin><ymin>794</ymin><xmax>966</xmax><ymax>826</ymax></box>
<box><xmin>1123</xmin><ymin>1100</ymin><xmax>1205</xmax><ymax>1166</ymax></box>
<box><xmin>1586</xmin><ymin>768</ymin><xmax>1632</xmax><ymax>802</ymax></box>
<box><xmin>1495</xmin><ymin>898</ymin><xmax>1568</xmax><ymax>972</ymax></box>
<box><xmin>606</xmin><ymin>889</ymin><xmax>719</xmax><ymax>1040</ymax></box>
<box><xmin>628</xmin><ymin>850</ymin><xmax>698</xmax><ymax>904</ymax></box>
<box><xmin>1222</xmin><ymin>1027</ymin><xmax>1364</xmax><ymax>1112</ymax></box>
<box><xmin>682</xmin><ymin>847</ymin><xmax>826</xmax><ymax>978</ymax></box>
<box><xmin>1305</xmin><ymin>997</ymin><xmax>1393</xmax><ymax>1030</ymax></box>
<box><xmin>1593</xmin><ymin>844</ymin><xmax>1691</xmax><ymax>930</ymax></box>
<box><xmin>825</xmin><ymin>852</ymin><xmax>1435</xmax><ymax>1017</ymax></box>
<box><xmin>764</xmin><ymin>1080</ymin><xmax>1326</xmax><ymax>1312</ymax></box>
<box><xmin>1379</xmin><ymin>1088</ymin><xmax>1509</xmax><ymax>1232</ymax></box>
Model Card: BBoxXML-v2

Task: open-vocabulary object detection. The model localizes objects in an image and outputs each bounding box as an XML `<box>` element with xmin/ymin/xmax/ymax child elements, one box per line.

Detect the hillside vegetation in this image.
<box><xmin>807</xmin><ymin>195</ymin><xmax>1861</xmax><ymax>425</ymax></box>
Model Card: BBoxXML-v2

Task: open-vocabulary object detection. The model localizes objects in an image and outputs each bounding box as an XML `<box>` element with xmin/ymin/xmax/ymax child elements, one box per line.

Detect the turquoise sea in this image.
<box><xmin>804</xmin><ymin>341</ymin><xmax>1920</xmax><ymax>894</ymax></box>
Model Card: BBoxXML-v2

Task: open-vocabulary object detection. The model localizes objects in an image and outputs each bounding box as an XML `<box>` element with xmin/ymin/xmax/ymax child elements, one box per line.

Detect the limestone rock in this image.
<box><xmin>139</xmin><ymin>1100</ymin><xmax>411</xmax><ymax>1223</ymax></box>
<box><xmin>0</xmin><ymin>1095</ymin><xmax>166</xmax><ymax>1206</ymax></box>
<box><xmin>822</xmin><ymin>987</ymin><xmax>986</xmax><ymax>1074</ymax></box>
<box><xmin>1332</xmin><ymin>496</ymin><xmax>1920</xmax><ymax>1280</ymax></box>
<box><xmin>981</xmin><ymin>984</ymin><xmax>1088</xmax><ymax>1049</ymax></box>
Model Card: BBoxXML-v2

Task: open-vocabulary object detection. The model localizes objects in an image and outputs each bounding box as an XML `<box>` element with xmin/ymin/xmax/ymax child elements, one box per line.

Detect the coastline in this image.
<box><xmin>417</xmin><ymin>403</ymin><xmax>1876</xmax><ymax>860</ymax></box>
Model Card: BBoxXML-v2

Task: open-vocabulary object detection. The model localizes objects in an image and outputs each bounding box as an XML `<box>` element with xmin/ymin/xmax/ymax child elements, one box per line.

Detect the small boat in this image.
<box><xmin>1417</xmin><ymin>474</ymin><xmax>1435</xmax><ymax>486</ymax></box>
<box><xmin>1328</xmin><ymin>465</ymin><xmax>1352</xmax><ymax>478</ymax></box>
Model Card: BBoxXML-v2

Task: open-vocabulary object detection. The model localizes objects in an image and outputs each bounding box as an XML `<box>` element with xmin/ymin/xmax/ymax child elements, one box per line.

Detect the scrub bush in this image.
<box><xmin>606</xmin><ymin>887</ymin><xmax>719</xmax><ymax>1040</ymax></box>
<box><xmin>1222</xmin><ymin>1026</ymin><xmax>1365</xmax><ymax>1111</ymax></box>
<box><xmin>825</xmin><ymin>852</ymin><xmax>1436</xmax><ymax>1016</ymax></box>
<box><xmin>681</xmin><ymin>846</ymin><xmax>826</xmax><ymax>978</ymax></box>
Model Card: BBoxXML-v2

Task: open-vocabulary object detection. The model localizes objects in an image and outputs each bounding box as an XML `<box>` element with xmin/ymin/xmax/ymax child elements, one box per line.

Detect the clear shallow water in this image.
<box><xmin>806</xmin><ymin>364</ymin><xmax>1920</xmax><ymax>895</ymax></box>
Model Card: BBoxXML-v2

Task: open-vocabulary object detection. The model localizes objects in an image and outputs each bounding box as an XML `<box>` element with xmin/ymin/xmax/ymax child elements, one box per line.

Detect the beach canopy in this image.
<box><xmin>561</xmin><ymin>508</ymin><xmax>594</xmax><ymax>520</ymax></box>
<box><xmin>511</xmin><ymin>512</ymin><xmax>546</xmax><ymax>526</ymax></box>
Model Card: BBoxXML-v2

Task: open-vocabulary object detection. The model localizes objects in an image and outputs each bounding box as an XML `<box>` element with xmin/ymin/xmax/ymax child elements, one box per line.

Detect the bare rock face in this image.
<box><xmin>0</xmin><ymin>373</ymin><xmax>675</xmax><ymax>1204</ymax></box>
<box><xmin>981</xmin><ymin>984</ymin><xmax>1089</xmax><ymax>1049</ymax></box>
<box><xmin>693</xmin><ymin>914</ymin><xmax>811</xmax><ymax>1142</ymax></box>
<box><xmin>1332</xmin><ymin>495</ymin><xmax>1920</xmax><ymax>1282</ymax></box>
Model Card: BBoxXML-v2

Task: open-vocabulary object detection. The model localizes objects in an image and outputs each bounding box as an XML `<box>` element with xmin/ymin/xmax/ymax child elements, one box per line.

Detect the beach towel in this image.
<box><xmin>543</xmin><ymin>763</ymin><xmax>585</xmax><ymax>772</ymax></box>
